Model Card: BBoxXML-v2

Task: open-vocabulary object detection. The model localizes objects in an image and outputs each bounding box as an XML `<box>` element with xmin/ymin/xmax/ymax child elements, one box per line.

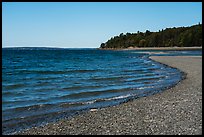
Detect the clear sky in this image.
<box><xmin>2</xmin><ymin>2</ymin><xmax>202</xmax><ymax>48</ymax></box>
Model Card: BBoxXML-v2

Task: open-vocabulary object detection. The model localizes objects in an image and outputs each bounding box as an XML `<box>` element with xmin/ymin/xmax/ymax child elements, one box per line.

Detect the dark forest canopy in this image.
<box><xmin>100</xmin><ymin>23</ymin><xmax>202</xmax><ymax>49</ymax></box>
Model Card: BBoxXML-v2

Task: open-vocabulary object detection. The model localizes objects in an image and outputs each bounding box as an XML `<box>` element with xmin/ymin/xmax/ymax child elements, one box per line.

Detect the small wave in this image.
<box><xmin>20</xmin><ymin>69</ymin><xmax>102</xmax><ymax>75</ymax></box>
<box><xmin>61</xmin><ymin>85</ymin><xmax>102</xmax><ymax>91</ymax></box>
<box><xmin>59</xmin><ymin>101</ymin><xmax>86</xmax><ymax>108</ymax></box>
<box><xmin>2</xmin><ymin>92</ymin><xmax>24</xmax><ymax>98</ymax></box>
<box><xmin>89</xmin><ymin>76</ymin><xmax>127</xmax><ymax>81</ymax></box>
<box><xmin>126</xmin><ymin>75</ymin><xmax>165</xmax><ymax>83</ymax></box>
<box><xmin>27</xmin><ymin>70</ymin><xmax>67</xmax><ymax>75</ymax></box>
<box><xmin>4</xmin><ymin>83</ymin><xmax>25</xmax><ymax>90</ymax></box>
<box><xmin>4</xmin><ymin>103</ymin><xmax>53</xmax><ymax>113</ymax></box>
<box><xmin>83</xmin><ymin>100</ymin><xmax>96</xmax><ymax>104</ymax></box>
<box><xmin>59</xmin><ymin>88</ymin><xmax>131</xmax><ymax>100</ymax></box>
<box><xmin>103</xmin><ymin>94</ymin><xmax>132</xmax><ymax>101</ymax></box>
<box><xmin>36</xmin><ymin>77</ymin><xmax>59</xmax><ymax>81</ymax></box>
<box><xmin>68</xmin><ymin>69</ymin><xmax>102</xmax><ymax>73</ymax></box>
<box><xmin>80</xmin><ymin>94</ymin><xmax>132</xmax><ymax>105</ymax></box>
<box><xmin>61</xmin><ymin>86</ymin><xmax>82</xmax><ymax>91</ymax></box>
<box><xmin>59</xmin><ymin>93</ymin><xmax>133</xmax><ymax>107</ymax></box>
<box><xmin>33</xmin><ymin>82</ymin><xmax>50</xmax><ymax>87</ymax></box>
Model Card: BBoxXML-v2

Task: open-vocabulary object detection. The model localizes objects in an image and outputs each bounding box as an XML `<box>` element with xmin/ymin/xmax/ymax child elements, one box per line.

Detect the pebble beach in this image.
<box><xmin>16</xmin><ymin>55</ymin><xmax>202</xmax><ymax>135</ymax></box>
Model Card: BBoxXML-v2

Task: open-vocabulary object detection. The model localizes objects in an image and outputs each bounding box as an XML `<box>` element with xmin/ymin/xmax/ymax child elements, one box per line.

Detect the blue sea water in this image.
<box><xmin>2</xmin><ymin>48</ymin><xmax>201</xmax><ymax>134</ymax></box>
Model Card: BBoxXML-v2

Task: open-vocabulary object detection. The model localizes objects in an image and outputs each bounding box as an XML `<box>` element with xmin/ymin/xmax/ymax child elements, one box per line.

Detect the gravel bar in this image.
<box><xmin>16</xmin><ymin>56</ymin><xmax>202</xmax><ymax>135</ymax></box>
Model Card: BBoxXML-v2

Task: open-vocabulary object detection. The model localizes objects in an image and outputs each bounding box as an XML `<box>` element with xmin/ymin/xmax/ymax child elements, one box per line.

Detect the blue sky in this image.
<box><xmin>2</xmin><ymin>2</ymin><xmax>202</xmax><ymax>48</ymax></box>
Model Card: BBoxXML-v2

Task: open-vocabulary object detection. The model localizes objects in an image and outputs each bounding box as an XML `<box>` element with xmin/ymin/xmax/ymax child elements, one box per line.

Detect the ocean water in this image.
<box><xmin>2</xmin><ymin>48</ymin><xmax>201</xmax><ymax>134</ymax></box>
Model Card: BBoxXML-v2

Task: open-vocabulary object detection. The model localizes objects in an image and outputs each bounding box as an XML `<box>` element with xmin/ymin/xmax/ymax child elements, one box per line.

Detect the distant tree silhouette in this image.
<box><xmin>100</xmin><ymin>24</ymin><xmax>202</xmax><ymax>49</ymax></box>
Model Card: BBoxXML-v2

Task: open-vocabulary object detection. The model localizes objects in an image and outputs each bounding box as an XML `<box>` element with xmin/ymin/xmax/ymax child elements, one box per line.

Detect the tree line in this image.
<box><xmin>100</xmin><ymin>23</ymin><xmax>202</xmax><ymax>49</ymax></box>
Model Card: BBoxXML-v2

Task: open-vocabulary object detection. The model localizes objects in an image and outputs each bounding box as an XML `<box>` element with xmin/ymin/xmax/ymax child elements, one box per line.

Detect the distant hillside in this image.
<box><xmin>100</xmin><ymin>23</ymin><xmax>202</xmax><ymax>49</ymax></box>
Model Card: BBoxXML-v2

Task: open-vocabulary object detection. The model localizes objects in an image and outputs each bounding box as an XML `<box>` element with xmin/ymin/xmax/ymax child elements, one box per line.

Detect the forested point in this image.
<box><xmin>100</xmin><ymin>23</ymin><xmax>202</xmax><ymax>49</ymax></box>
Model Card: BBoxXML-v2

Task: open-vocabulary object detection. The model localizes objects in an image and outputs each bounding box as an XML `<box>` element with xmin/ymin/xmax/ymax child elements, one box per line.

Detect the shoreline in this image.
<box><xmin>99</xmin><ymin>46</ymin><xmax>202</xmax><ymax>51</ymax></box>
<box><xmin>16</xmin><ymin>55</ymin><xmax>202</xmax><ymax>135</ymax></box>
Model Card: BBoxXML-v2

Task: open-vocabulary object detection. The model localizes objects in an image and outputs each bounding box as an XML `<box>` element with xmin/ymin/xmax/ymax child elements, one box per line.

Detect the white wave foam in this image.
<box><xmin>83</xmin><ymin>100</ymin><xmax>96</xmax><ymax>104</ymax></box>
<box><xmin>105</xmin><ymin>94</ymin><xmax>132</xmax><ymax>101</ymax></box>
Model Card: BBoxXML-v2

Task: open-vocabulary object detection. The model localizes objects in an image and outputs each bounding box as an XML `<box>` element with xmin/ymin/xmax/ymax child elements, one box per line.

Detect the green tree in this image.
<box><xmin>139</xmin><ymin>39</ymin><xmax>146</xmax><ymax>47</ymax></box>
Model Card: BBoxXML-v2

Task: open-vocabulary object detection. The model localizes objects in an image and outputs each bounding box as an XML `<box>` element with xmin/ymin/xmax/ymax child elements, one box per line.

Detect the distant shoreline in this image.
<box><xmin>99</xmin><ymin>46</ymin><xmax>202</xmax><ymax>51</ymax></box>
<box><xmin>2</xmin><ymin>46</ymin><xmax>202</xmax><ymax>51</ymax></box>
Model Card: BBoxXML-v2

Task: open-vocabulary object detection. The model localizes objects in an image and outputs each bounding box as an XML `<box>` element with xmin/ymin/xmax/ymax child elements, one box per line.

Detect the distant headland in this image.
<box><xmin>99</xmin><ymin>23</ymin><xmax>202</xmax><ymax>49</ymax></box>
